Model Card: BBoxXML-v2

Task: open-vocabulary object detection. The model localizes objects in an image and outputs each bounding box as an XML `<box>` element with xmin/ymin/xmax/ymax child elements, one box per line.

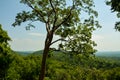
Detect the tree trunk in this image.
<box><xmin>39</xmin><ymin>32</ymin><xmax>53</xmax><ymax>80</ymax></box>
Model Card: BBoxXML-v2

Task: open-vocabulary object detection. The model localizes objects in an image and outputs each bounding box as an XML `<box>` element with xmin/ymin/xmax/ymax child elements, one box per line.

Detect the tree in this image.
<box><xmin>12</xmin><ymin>0</ymin><xmax>100</xmax><ymax>80</ymax></box>
<box><xmin>0</xmin><ymin>24</ymin><xmax>12</xmax><ymax>79</ymax></box>
<box><xmin>106</xmin><ymin>0</ymin><xmax>120</xmax><ymax>31</ymax></box>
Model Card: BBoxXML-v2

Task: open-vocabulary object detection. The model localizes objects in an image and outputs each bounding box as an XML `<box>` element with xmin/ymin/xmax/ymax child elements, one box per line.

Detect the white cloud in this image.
<box><xmin>28</xmin><ymin>32</ymin><xmax>45</xmax><ymax>37</ymax></box>
<box><xmin>92</xmin><ymin>34</ymin><xmax>104</xmax><ymax>41</ymax></box>
<box><xmin>9</xmin><ymin>35</ymin><xmax>60</xmax><ymax>51</ymax></box>
<box><xmin>9</xmin><ymin>38</ymin><xmax>44</xmax><ymax>51</ymax></box>
<box><xmin>92</xmin><ymin>34</ymin><xmax>120</xmax><ymax>51</ymax></box>
<box><xmin>9</xmin><ymin>32</ymin><xmax>120</xmax><ymax>51</ymax></box>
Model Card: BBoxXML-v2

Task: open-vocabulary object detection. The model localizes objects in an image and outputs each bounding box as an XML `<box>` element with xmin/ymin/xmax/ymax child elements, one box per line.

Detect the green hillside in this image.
<box><xmin>5</xmin><ymin>51</ymin><xmax>120</xmax><ymax>80</ymax></box>
<box><xmin>32</xmin><ymin>50</ymin><xmax>120</xmax><ymax>58</ymax></box>
<box><xmin>14</xmin><ymin>51</ymin><xmax>33</xmax><ymax>56</ymax></box>
<box><xmin>1</xmin><ymin>49</ymin><xmax>120</xmax><ymax>80</ymax></box>
<box><xmin>32</xmin><ymin>50</ymin><xmax>43</xmax><ymax>55</ymax></box>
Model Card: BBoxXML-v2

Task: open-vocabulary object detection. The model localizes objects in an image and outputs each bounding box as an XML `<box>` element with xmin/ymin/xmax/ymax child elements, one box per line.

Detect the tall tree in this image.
<box><xmin>12</xmin><ymin>0</ymin><xmax>100</xmax><ymax>80</ymax></box>
<box><xmin>106</xmin><ymin>0</ymin><xmax>120</xmax><ymax>31</ymax></box>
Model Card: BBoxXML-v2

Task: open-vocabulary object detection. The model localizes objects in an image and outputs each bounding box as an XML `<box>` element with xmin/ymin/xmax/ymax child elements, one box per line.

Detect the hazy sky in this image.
<box><xmin>0</xmin><ymin>0</ymin><xmax>120</xmax><ymax>51</ymax></box>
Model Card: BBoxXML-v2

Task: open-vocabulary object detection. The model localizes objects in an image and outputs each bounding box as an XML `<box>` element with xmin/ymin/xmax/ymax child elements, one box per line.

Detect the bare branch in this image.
<box><xmin>50</xmin><ymin>38</ymin><xmax>67</xmax><ymax>45</ymax></box>
<box><xmin>46</xmin><ymin>23</ymin><xmax>51</xmax><ymax>35</ymax></box>
<box><xmin>49</xmin><ymin>0</ymin><xmax>56</xmax><ymax>13</ymax></box>
<box><xmin>26</xmin><ymin>0</ymin><xmax>47</xmax><ymax>23</ymax></box>
<box><xmin>68</xmin><ymin>35</ymin><xmax>72</xmax><ymax>41</ymax></box>
<box><xmin>49</xmin><ymin>0</ymin><xmax>58</xmax><ymax>28</ymax></box>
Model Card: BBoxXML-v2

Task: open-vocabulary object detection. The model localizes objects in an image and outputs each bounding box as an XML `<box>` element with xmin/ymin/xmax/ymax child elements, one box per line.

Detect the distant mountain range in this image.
<box><xmin>15</xmin><ymin>50</ymin><xmax>120</xmax><ymax>57</ymax></box>
<box><xmin>32</xmin><ymin>50</ymin><xmax>43</xmax><ymax>55</ymax></box>
<box><xmin>15</xmin><ymin>51</ymin><xmax>34</xmax><ymax>56</ymax></box>
<box><xmin>95</xmin><ymin>51</ymin><xmax>120</xmax><ymax>57</ymax></box>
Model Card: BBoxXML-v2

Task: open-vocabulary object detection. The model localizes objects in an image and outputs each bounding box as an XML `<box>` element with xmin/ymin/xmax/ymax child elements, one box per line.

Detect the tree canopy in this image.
<box><xmin>0</xmin><ymin>24</ymin><xmax>12</xmax><ymax>79</ymax></box>
<box><xmin>0</xmin><ymin>24</ymin><xmax>11</xmax><ymax>56</ymax></box>
<box><xmin>106</xmin><ymin>0</ymin><xmax>120</xmax><ymax>31</ymax></box>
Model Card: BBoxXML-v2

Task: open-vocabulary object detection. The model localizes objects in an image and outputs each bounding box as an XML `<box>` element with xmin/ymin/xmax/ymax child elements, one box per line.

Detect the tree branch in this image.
<box><xmin>49</xmin><ymin>0</ymin><xmax>58</xmax><ymax>28</ymax></box>
<box><xmin>68</xmin><ymin>35</ymin><xmax>72</xmax><ymax>41</ymax></box>
<box><xmin>50</xmin><ymin>38</ymin><xmax>67</xmax><ymax>45</ymax></box>
<box><xmin>54</xmin><ymin>3</ymin><xmax>75</xmax><ymax>30</ymax></box>
<box><xmin>49</xmin><ymin>0</ymin><xmax>56</xmax><ymax>13</ymax></box>
<box><xmin>26</xmin><ymin>0</ymin><xmax>47</xmax><ymax>23</ymax></box>
<box><xmin>46</xmin><ymin>23</ymin><xmax>51</xmax><ymax>35</ymax></box>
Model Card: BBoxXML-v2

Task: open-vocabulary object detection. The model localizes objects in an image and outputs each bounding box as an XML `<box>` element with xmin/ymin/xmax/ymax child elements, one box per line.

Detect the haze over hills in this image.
<box><xmin>95</xmin><ymin>51</ymin><xmax>120</xmax><ymax>57</ymax></box>
<box><xmin>15</xmin><ymin>51</ymin><xmax>34</xmax><ymax>56</ymax></box>
<box><xmin>16</xmin><ymin>50</ymin><xmax>120</xmax><ymax>58</ymax></box>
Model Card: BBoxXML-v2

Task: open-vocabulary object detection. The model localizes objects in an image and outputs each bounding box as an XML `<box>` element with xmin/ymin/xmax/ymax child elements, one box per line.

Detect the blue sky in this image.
<box><xmin>0</xmin><ymin>0</ymin><xmax>120</xmax><ymax>51</ymax></box>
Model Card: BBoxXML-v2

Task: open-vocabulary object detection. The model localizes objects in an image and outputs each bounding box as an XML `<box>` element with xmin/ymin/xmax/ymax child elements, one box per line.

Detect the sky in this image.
<box><xmin>0</xmin><ymin>0</ymin><xmax>120</xmax><ymax>51</ymax></box>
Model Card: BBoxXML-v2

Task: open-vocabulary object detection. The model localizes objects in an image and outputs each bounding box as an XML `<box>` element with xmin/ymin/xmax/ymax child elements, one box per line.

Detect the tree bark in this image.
<box><xmin>39</xmin><ymin>32</ymin><xmax>53</xmax><ymax>80</ymax></box>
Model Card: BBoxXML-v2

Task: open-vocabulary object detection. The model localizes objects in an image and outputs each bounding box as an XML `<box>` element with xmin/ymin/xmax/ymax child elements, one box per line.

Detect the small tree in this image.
<box><xmin>12</xmin><ymin>0</ymin><xmax>100</xmax><ymax>80</ymax></box>
<box><xmin>106</xmin><ymin>0</ymin><xmax>120</xmax><ymax>31</ymax></box>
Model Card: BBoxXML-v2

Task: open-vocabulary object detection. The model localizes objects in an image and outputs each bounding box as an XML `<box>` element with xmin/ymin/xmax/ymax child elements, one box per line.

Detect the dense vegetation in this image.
<box><xmin>0</xmin><ymin>24</ymin><xmax>12</xmax><ymax>79</ymax></box>
<box><xmin>1</xmin><ymin>51</ymin><xmax>120</xmax><ymax>80</ymax></box>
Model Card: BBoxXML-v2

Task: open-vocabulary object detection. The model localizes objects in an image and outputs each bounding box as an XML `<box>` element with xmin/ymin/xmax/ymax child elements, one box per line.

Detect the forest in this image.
<box><xmin>0</xmin><ymin>0</ymin><xmax>120</xmax><ymax>80</ymax></box>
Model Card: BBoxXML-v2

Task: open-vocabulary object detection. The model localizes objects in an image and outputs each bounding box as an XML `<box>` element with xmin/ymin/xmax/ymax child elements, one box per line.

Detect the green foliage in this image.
<box><xmin>106</xmin><ymin>0</ymin><xmax>120</xmax><ymax>12</ymax></box>
<box><xmin>0</xmin><ymin>24</ymin><xmax>11</xmax><ymax>54</ymax></box>
<box><xmin>59</xmin><ymin>23</ymin><xmax>97</xmax><ymax>56</ymax></box>
<box><xmin>0</xmin><ymin>24</ymin><xmax>12</xmax><ymax>79</ymax></box>
<box><xmin>115</xmin><ymin>21</ymin><xmax>120</xmax><ymax>31</ymax></box>
<box><xmin>13</xmin><ymin>0</ymin><xmax>97</xmax><ymax>26</ymax></box>
<box><xmin>6</xmin><ymin>54</ymin><xmax>41</xmax><ymax>80</ymax></box>
<box><xmin>106</xmin><ymin>0</ymin><xmax>120</xmax><ymax>31</ymax></box>
<box><xmin>0</xmin><ymin>51</ymin><xmax>120</xmax><ymax>80</ymax></box>
<box><xmin>45</xmin><ymin>53</ymin><xmax>120</xmax><ymax>80</ymax></box>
